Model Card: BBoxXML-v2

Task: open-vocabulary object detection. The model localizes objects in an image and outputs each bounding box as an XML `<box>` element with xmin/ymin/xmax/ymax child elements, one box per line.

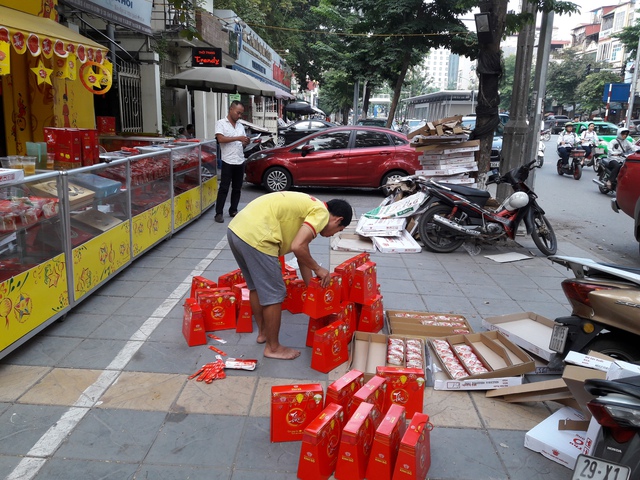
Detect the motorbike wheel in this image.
<box><xmin>260</xmin><ymin>140</ymin><xmax>275</xmax><ymax>150</ymax></box>
<box><xmin>530</xmin><ymin>210</ymin><xmax>557</xmax><ymax>255</ymax></box>
<box><xmin>417</xmin><ymin>204</ymin><xmax>467</xmax><ymax>253</ymax></box>
<box><xmin>275</xmin><ymin>136</ymin><xmax>285</xmax><ymax>147</ymax></box>
<box><xmin>543</xmin><ymin>131</ymin><xmax>551</xmax><ymax>142</ymax></box>
<box><xmin>556</xmin><ymin>160</ymin><xmax>564</xmax><ymax>176</ymax></box>
<box><xmin>380</xmin><ymin>170</ymin><xmax>407</xmax><ymax>197</ymax></box>
<box><xmin>536</xmin><ymin>155</ymin><xmax>544</xmax><ymax>168</ymax></box>
<box><xmin>586</xmin><ymin>333</ymin><xmax>640</xmax><ymax>363</ymax></box>
<box><xmin>573</xmin><ymin>163</ymin><xmax>582</xmax><ymax>180</ymax></box>
<box><xmin>263</xmin><ymin>167</ymin><xmax>292</xmax><ymax>193</ymax></box>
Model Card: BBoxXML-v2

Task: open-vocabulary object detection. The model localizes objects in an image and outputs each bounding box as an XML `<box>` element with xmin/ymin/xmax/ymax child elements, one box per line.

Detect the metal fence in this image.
<box><xmin>118</xmin><ymin>60</ymin><xmax>142</xmax><ymax>133</ymax></box>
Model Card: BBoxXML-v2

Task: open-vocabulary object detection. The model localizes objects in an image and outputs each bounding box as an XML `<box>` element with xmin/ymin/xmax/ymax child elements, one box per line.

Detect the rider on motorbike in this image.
<box><xmin>580</xmin><ymin>122</ymin><xmax>599</xmax><ymax>159</ymax></box>
<box><xmin>606</xmin><ymin>127</ymin><xmax>640</xmax><ymax>190</ymax></box>
<box><xmin>557</xmin><ymin>122</ymin><xmax>578</xmax><ymax>166</ymax></box>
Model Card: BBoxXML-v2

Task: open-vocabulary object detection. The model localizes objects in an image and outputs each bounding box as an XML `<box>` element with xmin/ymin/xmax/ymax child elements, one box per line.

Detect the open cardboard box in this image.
<box><xmin>430</xmin><ymin>331</ymin><xmax>535</xmax><ymax>380</ymax></box>
<box><xmin>482</xmin><ymin>312</ymin><xmax>555</xmax><ymax>361</ymax></box>
<box><xmin>349</xmin><ymin>331</ymin><xmax>426</xmax><ymax>382</ymax></box>
<box><xmin>386</xmin><ymin>310</ymin><xmax>473</xmax><ymax>337</ymax></box>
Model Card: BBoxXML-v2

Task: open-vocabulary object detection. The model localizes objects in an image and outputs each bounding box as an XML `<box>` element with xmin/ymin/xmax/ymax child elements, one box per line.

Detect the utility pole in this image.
<box><xmin>498</xmin><ymin>0</ymin><xmax>537</xmax><ymax>201</ymax></box>
<box><xmin>626</xmin><ymin>36</ymin><xmax>640</xmax><ymax>124</ymax></box>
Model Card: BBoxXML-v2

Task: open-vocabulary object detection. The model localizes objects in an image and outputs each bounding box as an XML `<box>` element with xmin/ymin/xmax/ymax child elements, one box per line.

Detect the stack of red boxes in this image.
<box><xmin>43</xmin><ymin>127</ymin><xmax>100</xmax><ymax>170</ymax></box>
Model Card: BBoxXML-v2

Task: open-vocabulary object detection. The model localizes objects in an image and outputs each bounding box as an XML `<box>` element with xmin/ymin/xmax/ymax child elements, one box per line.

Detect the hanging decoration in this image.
<box><xmin>79</xmin><ymin>60</ymin><xmax>112</xmax><ymax>95</ymax></box>
<box><xmin>0</xmin><ymin>41</ymin><xmax>10</xmax><ymax>75</ymax></box>
<box><xmin>30</xmin><ymin>59</ymin><xmax>53</xmax><ymax>85</ymax></box>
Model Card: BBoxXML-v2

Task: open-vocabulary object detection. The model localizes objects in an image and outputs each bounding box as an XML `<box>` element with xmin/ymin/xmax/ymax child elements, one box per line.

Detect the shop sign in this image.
<box><xmin>191</xmin><ymin>47</ymin><xmax>222</xmax><ymax>67</ymax></box>
<box><xmin>65</xmin><ymin>0</ymin><xmax>153</xmax><ymax>35</ymax></box>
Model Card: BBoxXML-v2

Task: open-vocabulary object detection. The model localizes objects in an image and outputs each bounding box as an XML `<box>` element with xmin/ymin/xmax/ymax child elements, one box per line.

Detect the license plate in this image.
<box><xmin>572</xmin><ymin>454</ymin><xmax>630</xmax><ymax>480</ymax></box>
<box><xmin>595</xmin><ymin>147</ymin><xmax>605</xmax><ymax>154</ymax></box>
<box><xmin>490</xmin><ymin>161</ymin><xmax>500</xmax><ymax>169</ymax></box>
<box><xmin>549</xmin><ymin>324</ymin><xmax>569</xmax><ymax>353</ymax></box>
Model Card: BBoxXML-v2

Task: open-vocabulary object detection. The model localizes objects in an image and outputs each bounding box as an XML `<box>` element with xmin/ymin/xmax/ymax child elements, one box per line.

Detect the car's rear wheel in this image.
<box><xmin>263</xmin><ymin>167</ymin><xmax>292</xmax><ymax>192</ymax></box>
<box><xmin>276</xmin><ymin>136</ymin><xmax>285</xmax><ymax>147</ymax></box>
<box><xmin>380</xmin><ymin>170</ymin><xmax>408</xmax><ymax>196</ymax></box>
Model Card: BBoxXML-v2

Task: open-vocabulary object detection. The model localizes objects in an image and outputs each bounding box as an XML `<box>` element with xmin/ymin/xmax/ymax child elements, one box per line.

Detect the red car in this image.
<box><xmin>244</xmin><ymin>126</ymin><xmax>421</xmax><ymax>193</ymax></box>
<box><xmin>612</xmin><ymin>151</ymin><xmax>640</xmax><ymax>250</ymax></box>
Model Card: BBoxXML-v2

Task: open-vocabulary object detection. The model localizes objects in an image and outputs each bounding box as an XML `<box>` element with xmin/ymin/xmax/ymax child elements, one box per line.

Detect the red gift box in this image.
<box><xmin>44</xmin><ymin>127</ymin><xmax>82</xmax><ymax>170</ymax></box>
<box><xmin>96</xmin><ymin>116</ymin><xmax>116</xmax><ymax>135</ymax></box>
<box><xmin>376</xmin><ymin>366</ymin><xmax>425</xmax><ymax>419</ymax></box>
<box><xmin>348</xmin><ymin>375</ymin><xmax>387</xmax><ymax>426</ymax></box>
<box><xmin>190</xmin><ymin>275</ymin><xmax>218</xmax><ymax>298</ymax></box>
<box><xmin>352</xmin><ymin>252</ymin><xmax>371</xmax><ymax>267</ymax></box>
<box><xmin>283</xmin><ymin>277</ymin><xmax>306</xmax><ymax>314</ymax></box>
<box><xmin>217</xmin><ymin>268</ymin><xmax>244</xmax><ymax>288</ymax></box>
<box><xmin>303</xmin><ymin>273</ymin><xmax>342</xmax><ymax>318</ymax></box>
<box><xmin>365</xmin><ymin>404</ymin><xmax>407</xmax><ymax>480</ymax></box>
<box><xmin>350</xmin><ymin>261</ymin><xmax>377</xmax><ymax>305</ymax></box>
<box><xmin>271</xmin><ymin>384</ymin><xmax>324</xmax><ymax>443</ymax></box>
<box><xmin>392</xmin><ymin>413</ymin><xmax>432</xmax><ymax>480</ymax></box>
<box><xmin>306</xmin><ymin>314</ymin><xmax>333</xmax><ymax>347</ymax></box>
<box><xmin>326</xmin><ymin>369</ymin><xmax>364</xmax><ymax>410</ymax></box>
<box><xmin>197</xmin><ymin>289</ymin><xmax>237</xmax><ymax>331</ymax></box>
<box><xmin>335</xmin><ymin>402</ymin><xmax>376</xmax><ymax>480</ymax></box>
<box><xmin>297</xmin><ymin>403</ymin><xmax>345</xmax><ymax>480</ymax></box>
<box><xmin>338</xmin><ymin>301</ymin><xmax>357</xmax><ymax>341</ymax></box>
<box><xmin>357</xmin><ymin>294</ymin><xmax>384</xmax><ymax>333</ymax></box>
<box><xmin>310</xmin><ymin>319</ymin><xmax>350</xmax><ymax>374</ymax></box>
<box><xmin>334</xmin><ymin>258</ymin><xmax>356</xmax><ymax>302</ymax></box>
<box><xmin>182</xmin><ymin>298</ymin><xmax>206</xmax><ymax>347</ymax></box>
<box><xmin>77</xmin><ymin>128</ymin><xmax>98</xmax><ymax>166</ymax></box>
<box><xmin>232</xmin><ymin>283</ymin><xmax>253</xmax><ymax>333</ymax></box>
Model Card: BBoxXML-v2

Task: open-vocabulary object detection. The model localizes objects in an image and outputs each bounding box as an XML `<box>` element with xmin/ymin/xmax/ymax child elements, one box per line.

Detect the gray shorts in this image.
<box><xmin>227</xmin><ymin>230</ymin><xmax>286</xmax><ymax>306</ymax></box>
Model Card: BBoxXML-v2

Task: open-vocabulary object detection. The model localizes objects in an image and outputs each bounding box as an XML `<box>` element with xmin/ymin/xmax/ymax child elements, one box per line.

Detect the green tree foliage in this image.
<box><xmin>614</xmin><ymin>22</ymin><xmax>640</xmax><ymax>59</ymax></box>
<box><xmin>545</xmin><ymin>48</ymin><xmax>583</xmax><ymax>112</ymax></box>
<box><xmin>500</xmin><ymin>55</ymin><xmax>516</xmax><ymax>112</ymax></box>
<box><xmin>576</xmin><ymin>70</ymin><xmax>623</xmax><ymax>116</ymax></box>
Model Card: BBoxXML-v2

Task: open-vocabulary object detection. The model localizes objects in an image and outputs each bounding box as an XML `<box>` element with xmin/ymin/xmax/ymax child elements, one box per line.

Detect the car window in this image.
<box><xmin>308</xmin><ymin>131</ymin><xmax>351</xmax><ymax>151</ymax></box>
<box><xmin>392</xmin><ymin>135</ymin><xmax>407</xmax><ymax>146</ymax></box>
<box><xmin>309</xmin><ymin>121</ymin><xmax>328</xmax><ymax>129</ymax></box>
<box><xmin>597</xmin><ymin>124</ymin><xmax>618</xmax><ymax>135</ymax></box>
<box><xmin>293</xmin><ymin>122</ymin><xmax>310</xmax><ymax>131</ymax></box>
<box><xmin>354</xmin><ymin>130</ymin><xmax>392</xmax><ymax>148</ymax></box>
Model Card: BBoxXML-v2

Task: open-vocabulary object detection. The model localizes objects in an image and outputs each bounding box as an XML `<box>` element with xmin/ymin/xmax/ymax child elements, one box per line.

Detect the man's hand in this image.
<box><xmin>314</xmin><ymin>266</ymin><xmax>331</xmax><ymax>287</ymax></box>
<box><xmin>240</xmin><ymin>136</ymin><xmax>250</xmax><ymax>146</ymax></box>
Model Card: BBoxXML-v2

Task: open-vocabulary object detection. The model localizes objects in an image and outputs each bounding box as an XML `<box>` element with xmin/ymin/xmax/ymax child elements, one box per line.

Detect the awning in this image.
<box><xmin>166</xmin><ymin>67</ymin><xmax>276</xmax><ymax>97</ymax></box>
<box><xmin>271</xmin><ymin>85</ymin><xmax>295</xmax><ymax>100</ymax></box>
<box><xmin>0</xmin><ymin>5</ymin><xmax>108</xmax><ymax>62</ymax></box>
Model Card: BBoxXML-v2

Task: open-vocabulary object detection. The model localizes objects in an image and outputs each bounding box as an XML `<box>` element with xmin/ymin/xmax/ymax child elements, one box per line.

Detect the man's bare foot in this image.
<box><xmin>264</xmin><ymin>345</ymin><xmax>301</xmax><ymax>360</ymax></box>
<box><xmin>256</xmin><ymin>334</ymin><xmax>266</xmax><ymax>344</ymax></box>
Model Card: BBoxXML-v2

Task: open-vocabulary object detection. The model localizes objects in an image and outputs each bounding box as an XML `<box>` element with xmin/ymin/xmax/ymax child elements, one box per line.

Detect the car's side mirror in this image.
<box><xmin>300</xmin><ymin>144</ymin><xmax>314</xmax><ymax>157</ymax></box>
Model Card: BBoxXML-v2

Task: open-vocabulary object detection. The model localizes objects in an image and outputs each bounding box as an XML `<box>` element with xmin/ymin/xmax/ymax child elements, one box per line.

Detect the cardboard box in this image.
<box><xmin>564</xmin><ymin>351</ymin><xmax>613</xmax><ymax>372</ymax></box>
<box><xmin>387</xmin><ymin>310</ymin><xmax>473</xmax><ymax>337</ymax></box>
<box><xmin>430</xmin><ymin>331</ymin><xmax>535</xmax><ymax>380</ymax></box>
<box><xmin>357</xmin><ymin>294</ymin><xmax>384</xmax><ymax>333</ymax></box>
<box><xmin>562</xmin><ymin>365</ymin><xmax>606</xmax><ymax>419</ymax></box>
<box><xmin>297</xmin><ymin>403</ymin><xmax>345</xmax><ymax>479</ymax></box>
<box><xmin>348</xmin><ymin>375</ymin><xmax>387</xmax><ymax>427</ymax></box>
<box><xmin>303</xmin><ymin>273</ymin><xmax>342</xmax><ymax>318</ymax></box>
<box><xmin>330</xmin><ymin>233</ymin><xmax>376</xmax><ymax>252</ymax></box>
<box><xmin>334</xmin><ymin>259</ymin><xmax>356</xmax><ymax>302</ymax></box>
<box><xmin>355</xmin><ymin>216</ymin><xmax>406</xmax><ymax>237</ymax></box>
<box><xmin>30</xmin><ymin>180</ymin><xmax>95</xmax><ymax>209</ymax></box>
<box><xmin>326</xmin><ymin>369</ymin><xmax>364</xmax><ymax>411</ymax></box>
<box><xmin>0</xmin><ymin>168</ymin><xmax>25</xmax><ymax>185</ymax></box>
<box><xmin>306</xmin><ymin>314</ymin><xmax>332</xmax><ymax>347</ymax></box>
<box><xmin>310</xmin><ymin>320</ymin><xmax>350</xmax><ymax>373</ymax></box>
<box><xmin>371</xmin><ymin>230</ymin><xmax>422</xmax><ymax>253</ymax></box>
<box><xmin>335</xmin><ymin>402</ymin><xmax>376</xmax><ymax>480</ymax></box>
<box><xmin>233</xmin><ymin>284</ymin><xmax>253</xmax><ymax>333</ymax></box>
<box><xmin>350</xmin><ymin>261</ymin><xmax>377</xmax><ymax>305</ymax></box>
<box><xmin>196</xmin><ymin>289</ymin><xmax>237</xmax><ymax>331</ymax></box>
<box><xmin>524</xmin><ymin>406</ymin><xmax>587</xmax><ymax>469</ymax></box>
<box><xmin>376</xmin><ymin>366</ymin><xmax>425</xmax><ymax>419</ymax></box>
<box><xmin>365</xmin><ymin>404</ymin><xmax>407</xmax><ymax>480</ymax></box>
<box><xmin>482</xmin><ymin>312</ymin><xmax>555</xmax><ymax>361</ymax></box>
<box><xmin>217</xmin><ymin>268</ymin><xmax>244</xmax><ymax>288</ymax></box>
<box><xmin>190</xmin><ymin>276</ymin><xmax>217</xmax><ymax>299</ymax></box>
<box><xmin>283</xmin><ymin>277</ymin><xmax>306</xmax><ymax>314</ymax></box>
<box><xmin>363</xmin><ymin>192</ymin><xmax>428</xmax><ymax>219</ymax></box>
<box><xmin>96</xmin><ymin>116</ymin><xmax>116</xmax><ymax>135</ymax></box>
<box><xmin>271</xmin><ymin>384</ymin><xmax>324</xmax><ymax>443</ymax></box>
<box><xmin>485</xmin><ymin>378</ymin><xmax>571</xmax><ymax>403</ymax></box>
<box><xmin>182</xmin><ymin>298</ymin><xmax>206</xmax><ymax>347</ymax></box>
<box><xmin>392</xmin><ymin>412</ymin><xmax>432</xmax><ymax>479</ymax></box>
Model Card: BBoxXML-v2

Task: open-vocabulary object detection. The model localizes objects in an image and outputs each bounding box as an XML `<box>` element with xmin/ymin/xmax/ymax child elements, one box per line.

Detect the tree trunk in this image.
<box><xmin>388</xmin><ymin>51</ymin><xmax>412</xmax><ymax>129</ymax></box>
<box><xmin>362</xmin><ymin>82</ymin><xmax>371</xmax><ymax>119</ymax></box>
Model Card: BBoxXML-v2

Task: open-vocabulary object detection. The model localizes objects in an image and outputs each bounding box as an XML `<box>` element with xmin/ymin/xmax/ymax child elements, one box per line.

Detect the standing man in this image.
<box><xmin>214</xmin><ymin>101</ymin><xmax>250</xmax><ymax>223</ymax></box>
<box><xmin>227</xmin><ymin>192</ymin><xmax>353</xmax><ymax>360</ymax></box>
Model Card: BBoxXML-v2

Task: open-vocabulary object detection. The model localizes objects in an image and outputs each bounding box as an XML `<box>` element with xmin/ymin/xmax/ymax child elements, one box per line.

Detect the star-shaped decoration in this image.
<box><xmin>83</xmin><ymin>67</ymin><xmax>103</xmax><ymax>88</ymax></box>
<box><xmin>31</xmin><ymin>60</ymin><xmax>53</xmax><ymax>85</ymax></box>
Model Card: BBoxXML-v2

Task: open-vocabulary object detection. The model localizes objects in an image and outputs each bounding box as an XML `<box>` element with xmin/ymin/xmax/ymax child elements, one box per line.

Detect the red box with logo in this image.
<box><xmin>233</xmin><ymin>283</ymin><xmax>253</xmax><ymax>333</ymax></box>
<box><xmin>348</xmin><ymin>375</ymin><xmax>387</xmax><ymax>425</ymax></box>
<box><xmin>392</xmin><ymin>413</ymin><xmax>431</xmax><ymax>480</ymax></box>
<box><xmin>190</xmin><ymin>275</ymin><xmax>218</xmax><ymax>298</ymax></box>
<box><xmin>283</xmin><ymin>276</ymin><xmax>306</xmax><ymax>314</ymax></box>
<box><xmin>182</xmin><ymin>298</ymin><xmax>206</xmax><ymax>347</ymax></box>
<box><xmin>77</xmin><ymin>128</ymin><xmax>99</xmax><ymax>166</ymax></box>
<box><xmin>306</xmin><ymin>314</ymin><xmax>332</xmax><ymax>347</ymax></box>
<box><xmin>350</xmin><ymin>261</ymin><xmax>377</xmax><ymax>305</ymax></box>
<box><xmin>196</xmin><ymin>288</ymin><xmax>237</xmax><ymax>331</ymax></box>
<box><xmin>44</xmin><ymin>127</ymin><xmax>83</xmax><ymax>170</ymax></box>
<box><xmin>326</xmin><ymin>369</ymin><xmax>364</xmax><ymax>411</ymax></box>
<box><xmin>303</xmin><ymin>273</ymin><xmax>342</xmax><ymax>318</ymax></box>
<box><xmin>310</xmin><ymin>319</ymin><xmax>350</xmax><ymax>373</ymax></box>
<box><xmin>365</xmin><ymin>404</ymin><xmax>407</xmax><ymax>480</ymax></box>
<box><xmin>376</xmin><ymin>366</ymin><xmax>425</xmax><ymax>420</ymax></box>
<box><xmin>352</xmin><ymin>252</ymin><xmax>371</xmax><ymax>267</ymax></box>
<box><xmin>96</xmin><ymin>116</ymin><xmax>116</xmax><ymax>135</ymax></box>
<box><xmin>217</xmin><ymin>268</ymin><xmax>244</xmax><ymax>288</ymax></box>
<box><xmin>335</xmin><ymin>402</ymin><xmax>377</xmax><ymax>480</ymax></box>
<box><xmin>297</xmin><ymin>403</ymin><xmax>345</xmax><ymax>480</ymax></box>
<box><xmin>358</xmin><ymin>294</ymin><xmax>384</xmax><ymax>333</ymax></box>
<box><xmin>271</xmin><ymin>384</ymin><xmax>324</xmax><ymax>443</ymax></box>
<box><xmin>334</xmin><ymin>258</ymin><xmax>356</xmax><ymax>302</ymax></box>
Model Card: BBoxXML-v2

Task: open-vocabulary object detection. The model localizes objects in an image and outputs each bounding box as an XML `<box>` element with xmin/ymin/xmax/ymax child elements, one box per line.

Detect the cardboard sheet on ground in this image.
<box><xmin>363</xmin><ymin>192</ymin><xmax>427</xmax><ymax>219</ymax></box>
<box><xmin>330</xmin><ymin>233</ymin><xmax>376</xmax><ymax>252</ymax></box>
<box><xmin>484</xmin><ymin>252</ymin><xmax>532</xmax><ymax>263</ymax></box>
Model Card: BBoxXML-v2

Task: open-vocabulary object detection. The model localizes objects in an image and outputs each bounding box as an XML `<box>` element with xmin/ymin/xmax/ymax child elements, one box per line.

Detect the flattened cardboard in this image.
<box><xmin>371</xmin><ymin>230</ymin><xmax>422</xmax><ymax>253</ymax></box>
<box><xmin>331</xmin><ymin>233</ymin><xmax>376</xmax><ymax>252</ymax></box>
<box><xmin>485</xmin><ymin>378</ymin><xmax>569</xmax><ymax>402</ymax></box>
<box><xmin>355</xmin><ymin>216</ymin><xmax>406</xmax><ymax>237</ymax></box>
<box><xmin>562</xmin><ymin>365</ymin><xmax>606</xmax><ymax>419</ymax></box>
<box><xmin>482</xmin><ymin>312</ymin><xmax>555</xmax><ymax>361</ymax></box>
<box><xmin>564</xmin><ymin>351</ymin><xmax>613</xmax><ymax>372</ymax></box>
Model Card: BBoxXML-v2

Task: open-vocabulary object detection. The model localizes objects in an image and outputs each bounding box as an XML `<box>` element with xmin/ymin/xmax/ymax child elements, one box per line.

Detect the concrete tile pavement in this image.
<box><xmin>0</xmin><ymin>197</ymin><xmax>606</xmax><ymax>480</ymax></box>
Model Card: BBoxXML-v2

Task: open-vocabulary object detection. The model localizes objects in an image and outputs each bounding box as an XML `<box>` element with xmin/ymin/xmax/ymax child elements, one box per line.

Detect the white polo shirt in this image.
<box><xmin>215</xmin><ymin>117</ymin><xmax>246</xmax><ymax>165</ymax></box>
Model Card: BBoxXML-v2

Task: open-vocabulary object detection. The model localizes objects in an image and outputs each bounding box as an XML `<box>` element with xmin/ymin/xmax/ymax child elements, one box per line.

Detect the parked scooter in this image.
<box><xmin>536</xmin><ymin>140</ymin><xmax>545</xmax><ymax>167</ymax></box>
<box><xmin>541</xmin><ymin>128</ymin><xmax>551</xmax><ymax>142</ymax></box>
<box><xmin>239</xmin><ymin>120</ymin><xmax>276</xmax><ymax>158</ymax></box>
<box><xmin>574</xmin><ymin>376</ymin><xmax>640</xmax><ymax>480</ymax></box>
<box><xmin>557</xmin><ymin>146</ymin><xmax>584</xmax><ymax>180</ymax></box>
<box><xmin>593</xmin><ymin>154</ymin><xmax>625</xmax><ymax>195</ymax></box>
<box><xmin>396</xmin><ymin>160</ymin><xmax>557</xmax><ymax>256</ymax></box>
<box><xmin>548</xmin><ymin>256</ymin><xmax>640</xmax><ymax>364</ymax></box>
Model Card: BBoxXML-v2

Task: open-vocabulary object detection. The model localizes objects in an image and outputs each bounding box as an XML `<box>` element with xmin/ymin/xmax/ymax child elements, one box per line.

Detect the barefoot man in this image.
<box><xmin>227</xmin><ymin>192</ymin><xmax>352</xmax><ymax>360</ymax></box>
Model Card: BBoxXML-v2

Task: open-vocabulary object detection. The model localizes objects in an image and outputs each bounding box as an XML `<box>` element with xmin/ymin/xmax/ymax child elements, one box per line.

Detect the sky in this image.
<box><xmin>541</xmin><ymin>0</ymin><xmax>610</xmax><ymax>40</ymax></box>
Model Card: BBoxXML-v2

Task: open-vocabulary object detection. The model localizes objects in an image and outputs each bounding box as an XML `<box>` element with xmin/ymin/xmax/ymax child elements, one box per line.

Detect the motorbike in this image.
<box><xmin>541</xmin><ymin>129</ymin><xmax>551</xmax><ymax>142</ymax></box>
<box><xmin>239</xmin><ymin>120</ymin><xmax>276</xmax><ymax>158</ymax></box>
<box><xmin>573</xmin><ymin>375</ymin><xmax>640</xmax><ymax>480</ymax></box>
<box><xmin>547</xmin><ymin>256</ymin><xmax>640</xmax><ymax>364</ymax></box>
<box><xmin>593</xmin><ymin>154</ymin><xmax>624</xmax><ymax>195</ymax></box>
<box><xmin>582</xmin><ymin>142</ymin><xmax>607</xmax><ymax>168</ymax></box>
<box><xmin>536</xmin><ymin>140</ymin><xmax>545</xmax><ymax>167</ymax></box>
<box><xmin>557</xmin><ymin>145</ymin><xmax>584</xmax><ymax>180</ymax></box>
<box><xmin>395</xmin><ymin>160</ymin><xmax>558</xmax><ymax>256</ymax></box>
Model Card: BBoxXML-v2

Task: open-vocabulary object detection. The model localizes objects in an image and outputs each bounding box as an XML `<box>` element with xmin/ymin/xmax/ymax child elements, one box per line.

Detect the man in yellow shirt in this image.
<box><xmin>228</xmin><ymin>192</ymin><xmax>353</xmax><ymax>360</ymax></box>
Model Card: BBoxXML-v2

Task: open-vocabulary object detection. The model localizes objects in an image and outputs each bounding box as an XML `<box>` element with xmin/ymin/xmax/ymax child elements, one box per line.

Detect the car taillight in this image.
<box><xmin>588</xmin><ymin>400</ymin><xmax>640</xmax><ymax>443</ymax></box>
<box><xmin>560</xmin><ymin>279</ymin><xmax>615</xmax><ymax>308</ymax></box>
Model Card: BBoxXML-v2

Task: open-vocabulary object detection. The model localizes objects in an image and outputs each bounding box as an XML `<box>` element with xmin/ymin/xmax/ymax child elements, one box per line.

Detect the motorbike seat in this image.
<box><xmin>440</xmin><ymin>184</ymin><xmax>491</xmax><ymax>207</ymax></box>
<box><xmin>585</xmin><ymin>376</ymin><xmax>640</xmax><ymax>400</ymax></box>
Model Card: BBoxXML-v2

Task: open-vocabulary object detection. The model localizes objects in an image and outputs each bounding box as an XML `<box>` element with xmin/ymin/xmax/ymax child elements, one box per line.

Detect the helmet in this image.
<box><xmin>617</xmin><ymin>127</ymin><xmax>630</xmax><ymax>138</ymax></box>
<box><xmin>503</xmin><ymin>192</ymin><xmax>529</xmax><ymax>212</ymax></box>
<box><xmin>564</xmin><ymin>122</ymin><xmax>574</xmax><ymax>128</ymax></box>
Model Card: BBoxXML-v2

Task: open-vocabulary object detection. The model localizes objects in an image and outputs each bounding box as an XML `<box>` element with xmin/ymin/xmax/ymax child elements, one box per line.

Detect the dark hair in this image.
<box><xmin>178</xmin><ymin>127</ymin><xmax>185</xmax><ymax>134</ymax></box>
<box><xmin>327</xmin><ymin>199</ymin><xmax>353</xmax><ymax>226</ymax></box>
<box><xmin>230</xmin><ymin>100</ymin><xmax>243</xmax><ymax>109</ymax></box>
<box><xmin>186</xmin><ymin>124</ymin><xmax>194</xmax><ymax>130</ymax></box>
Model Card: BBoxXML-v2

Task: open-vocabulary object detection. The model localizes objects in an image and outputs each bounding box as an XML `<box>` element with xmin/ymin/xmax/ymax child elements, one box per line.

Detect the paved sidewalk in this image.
<box><xmin>0</xmin><ymin>195</ymin><xmax>603</xmax><ymax>480</ymax></box>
